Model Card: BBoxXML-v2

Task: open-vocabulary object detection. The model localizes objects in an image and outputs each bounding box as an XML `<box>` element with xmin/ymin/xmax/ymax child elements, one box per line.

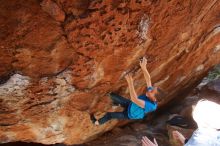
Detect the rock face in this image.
<box><xmin>0</xmin><ymin>0</ymin><xmax>219</xmax><ymax>145</ymax></box>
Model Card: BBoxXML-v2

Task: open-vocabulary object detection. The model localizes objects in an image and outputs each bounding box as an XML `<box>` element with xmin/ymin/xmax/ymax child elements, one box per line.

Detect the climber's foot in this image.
<box><xmin>90</xmin><ymin>114</ymin><xmax>100</xmax><ymax>126</ymax></box>
<box><xmin>94</xmin><ymin>121</ymin><xmax>100</xmax><ymax>126</ymax></box>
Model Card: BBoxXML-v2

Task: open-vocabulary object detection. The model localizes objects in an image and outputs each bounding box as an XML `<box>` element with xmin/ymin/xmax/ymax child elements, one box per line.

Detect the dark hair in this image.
<box><xmin>154</xmin><ymin>87</ymin><xmax>165</xmax><ymax>102</ymax></box>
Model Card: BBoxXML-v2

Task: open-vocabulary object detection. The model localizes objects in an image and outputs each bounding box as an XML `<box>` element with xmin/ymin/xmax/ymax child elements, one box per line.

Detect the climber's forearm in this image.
<box><xmin>127</xmin><ymin>82</ymin><xmax>145</xmax><ymax>108</ymax></box>
<box><xmin>127</xmin><ymin>82</ymin><xmax>137</xmax><ymax>100</ymax></box>
<box><xmin>142</xmin><ymin>68</ymin><xmax>152</xmax><ymax>87</ymax></box>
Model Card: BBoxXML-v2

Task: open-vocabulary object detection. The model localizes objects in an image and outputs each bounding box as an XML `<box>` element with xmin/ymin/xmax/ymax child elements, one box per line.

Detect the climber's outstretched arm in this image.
<box><xmin>125</xmin><ymin>74</ymin><xmax>145</xmax><ymax>108</ymax></box>
<box><xmin>140</xmin><ymin>57</ymin><xmax>152</xmax><ymax>87</ymax></box>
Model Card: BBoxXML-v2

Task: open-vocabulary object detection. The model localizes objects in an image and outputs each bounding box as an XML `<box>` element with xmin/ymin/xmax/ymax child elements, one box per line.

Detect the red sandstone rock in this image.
<box><xmin>41</xmin><ymin>0</ymin><xmax>65</xmax><ymax>22</ymax></box>
<box><xmin>0</xmin><ymin>0</ymin><xmax>220</xmax><ymax>145</ymax></box>
<box><xmin>56</xmin><ymin>0</ymin><xmax>90</xmax><ymax>16</ymax></box>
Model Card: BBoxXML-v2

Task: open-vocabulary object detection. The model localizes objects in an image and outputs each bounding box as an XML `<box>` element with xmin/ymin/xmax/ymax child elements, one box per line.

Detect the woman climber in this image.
<box><xmin>90</xmin><ymin>57</ymin><xmax>162</xmax><ymax>125</ymax></box>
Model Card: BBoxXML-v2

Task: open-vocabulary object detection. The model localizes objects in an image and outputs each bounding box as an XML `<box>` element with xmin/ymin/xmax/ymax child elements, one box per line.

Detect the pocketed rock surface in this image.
<box><xmin>0</xmin><ymin>0</ymin><xmax>220</xmax><ymax>145</ymax></box>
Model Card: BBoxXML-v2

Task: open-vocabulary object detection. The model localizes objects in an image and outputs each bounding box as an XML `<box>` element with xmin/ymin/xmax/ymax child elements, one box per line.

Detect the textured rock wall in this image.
<box><xmin>0</xmin><ymin>0</ymin><xmax>220</xmax><ymax>145</ymax></box>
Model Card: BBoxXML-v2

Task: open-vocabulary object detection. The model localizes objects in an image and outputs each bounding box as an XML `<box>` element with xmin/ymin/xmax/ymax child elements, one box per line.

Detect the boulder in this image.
<box><xmin>0</xmin><ymin>0</ymin><xmax>220</xmax><ymax>145</ymax></box>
